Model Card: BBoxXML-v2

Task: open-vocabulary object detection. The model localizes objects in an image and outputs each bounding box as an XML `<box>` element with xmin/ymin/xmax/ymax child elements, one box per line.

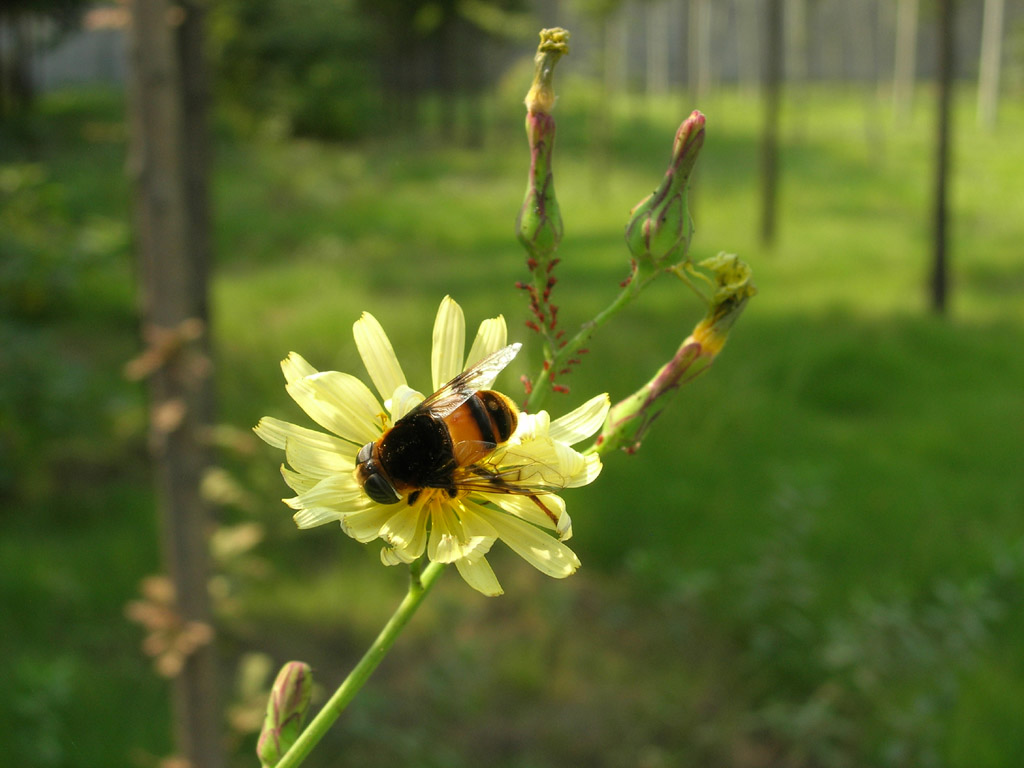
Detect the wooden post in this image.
<box><xmin>892</xmin><ymin>0</ymin><xmax>918</xmax><ymax>124</ymax></box>
<box><xmin>760</xmin><ymin>0</ymin><xmax>784</xmax><ymax>247</ymax></box>
<box><xmin>126</xmin><ymin>0</ymin><xmax>223</xmax><ymax>765</ymax></box>
<box><xmin>977</xmin><ymin>0</ymin><xmax>1005</xmax><ymax>130</ymax></box>
<box><xmin>931</xmin><ymin>0</ymin><xmax>954</xmax><ymax>315</ymax></box>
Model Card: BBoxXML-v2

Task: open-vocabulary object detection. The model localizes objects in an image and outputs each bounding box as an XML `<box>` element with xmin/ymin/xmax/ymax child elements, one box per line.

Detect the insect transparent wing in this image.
<box><xmin>410</xmin><ymin>343</ymin><xmax>521</xmax><ymax>419</ymax></box>
<box><xmin>447</xmin><ymin>450</ymin><xmax>570</xmax><ymax>495</ymax></box>
<box><xmin>487</xmin><ymin>443</ymin><xmax>572</xmax><ymax>488</ymax></box>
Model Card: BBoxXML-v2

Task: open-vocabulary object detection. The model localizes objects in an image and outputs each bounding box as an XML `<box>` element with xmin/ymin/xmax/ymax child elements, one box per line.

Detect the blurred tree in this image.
<box><xmin>126</xmin><ymin>0</ymin><xmax>222</xmax><ymax>764</ymax></box>
<box><xmin>211</xmin><ymin>0</ymin><xmax>528</xmax><ymax>142</ymax></box>
<box><xmin>892</xmin><ymin>0</ymin><xmax>919</xmax><ymax>124</ymax></box>
<box><xmin>364</xmin><ymin>0</ymin><xmax>531</xmax><ymax>144</ymax></box>
<box><xmin>785</xmin><ymin>0</ymin><xmax>809</xmax><ymax>85</ymax></box>
<box><xmin>851</xmin><ymin>1</ymin><xmax>885</xmax><ymax>148</ymax></box>
<box><xmin>210</xmin><ymin>0</ymin><xmax>376</xmax><ymax>140</ymax></box>
<box><xmin>784</xmin><ymin>0</ymin><xmax>810</xmax><ymax>142</ymax></box>
<box><xmin>977</xmin><ymin>0</ymin><xmax>1005</xmax><ymax>129</ymax></box>
<box><xmin>644</xmin><ymin>0</ymin><xmax>669</xmax><ymax>98</ymax></box>
<box><xmin>931</xmin><ymin>0</ymin><xmax>955</xmax><ymax>314</ymax></box>
<box><xmin>0</xmin><ymin>0</ymin><xmax>86</xmax><ymax>119</ymax></box>
<box><xmin>736</xmin><ymin>0</ymin><xmax>760</xmax><ymax>94</ymax></box>
<box><xmin>571</xmin><ymin>0</ymin><xmax>625</xmax><ymax>196</ymax></box>
<box><xmin>689</xmin><ymin>0</ymin><xmax>712</xmax><ymax>103</ymax></box>
<box><xmin>760</xmin><ymin>0</ymin><xmax>784</xmax><ymax>247</ymax></box>
<box><xmin>601</xmin><ymin>2</ymin><xmax>627</xmax><ymax>98</ymax></box>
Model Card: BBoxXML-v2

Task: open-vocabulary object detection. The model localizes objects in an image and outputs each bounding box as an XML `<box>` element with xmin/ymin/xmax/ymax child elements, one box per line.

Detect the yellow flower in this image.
<box><xmin>255</xmin><ymin>297</ymin><xmax>609</xmax><ymax>596</ymax></box>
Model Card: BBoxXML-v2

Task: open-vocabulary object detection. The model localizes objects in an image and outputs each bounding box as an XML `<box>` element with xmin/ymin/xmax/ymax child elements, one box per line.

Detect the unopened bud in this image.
<box><xmin>257</xmin><ymin>661</ymin><xmax>313</xmax><ymax>767</ymax></box>
<box><xmin>624</xmin><ymin>110</ymin><xmax>706</xmax><ymax>267</ymax></box>
<box><xmin>517</xmin><ymin>28</ymin><xmax>570</xmax><ymax>263</ymax></box>
<box><xmin>524</xmin><ymin>28</ymin><xmax>569</xmax><ymax>117</ymax></box>
<box><xmin>688</xmin><ymin>252</ymin><xmax>756</xmax><ymax>357</ymax></box>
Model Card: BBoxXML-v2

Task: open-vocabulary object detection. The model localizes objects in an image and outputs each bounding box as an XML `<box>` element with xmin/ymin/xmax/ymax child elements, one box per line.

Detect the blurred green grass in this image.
<box><xmin>2</xmin><ymin>82</ymin><xmax>1023</xmax><ymax>766</ymax></box>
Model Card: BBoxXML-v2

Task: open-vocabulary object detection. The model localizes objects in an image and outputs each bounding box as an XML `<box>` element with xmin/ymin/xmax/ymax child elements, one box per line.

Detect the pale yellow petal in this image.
<box><xmin>388</xmin><ymin>385</ymin><xmax>424</xmax><ymax>421</ymax></box>
<box><xmin>380</xmin><ymin>505</ymin><xmax>428</xmax><ymax>560</ymax></box>
<box><xmin>485</xmin><ymin>493</ymin><xmax>566</xmax><ymax>534</ymax></box>
<box><xmin>455</xmin><ymin>555</ymin><xmax>504</xmax><ymax>596</ymax></box>
<box><xmin>286</xmin><ymin>371</ymin><xmax>383</xmax><ymax>445</ymax></box>
<box><xmin>428</xmin><ymin>504</ymin><xmax>464</xmax><ymax>563</ymax></box>
<box><xmin>512</xmin><ymin>411</ymin><xmax>551</xmax><ymax>442</ymax></box>
<box><xmin>281</xmin><ymin>352</ymin><xmax>318</xmax><ymax>385</ymax></box>
<box><xmin>281</xmin><ymin>465</ymin><xmax>318</xmax><ymax>495</ymax></box>
<box><xmin>293</xmin><ymin>507</ymin><xmax>345</xmax><ymax>528</ymax></box>
<box><xmin>284</xmin><ymin>438</ymin><xmax>353</xmax><ymax>480</ymax></box>
<box><xmin>353</xmin><ymin>311</ymin><xmax>407</xmax><ymax>402</ymax></box>
<box><xmin>549</xmin><ymin>393</ymin><xmax>611</xmax><ymax>445</ymax></box>
<box><xmin>484</xmin><ymin>493</ymin><xmax>555</xmax><ymax>530</ymax></box>
<box><xmin>255</xmin><ymin>416</ymin><xmax>354</xmax><ymax>457</ymax></box>
<box><xmin>458</xmin><ymin>505</ymin><xmax>499</xmax><ymax>541</ymax></box>
<box><xmin>465</xmin><ymin>316</ymin><xmax>508</xmax><ymax>367</ymax></box>
<box><xmin>340</xmin><ymin>504</ymin><xmax>399</xmax><ymax>543</ymax></box>
<box><xmin>566</xmin><ymin>452</ymin><xmax>603</xmax><ymax>488</ymax></box>
<box><xmin>466</xmin><ymin>500</ymin><xmax>580</xmax><ymax>579</ymax></box>
<box><xmin>455</xmin><ymin>503</ymin><xmax>498</xmax><ymax>559</ymax></box>
<box><xmin>283</xmin><ymin>473</ymin><xmax>366</xmax><ymax>512</ymax></box>
<box><xmin>431</xmin><ymin>296</ymin><xmax>466</xmax><ymax>390</ymax></box>
<box><xmin>381</xmin><ymin>545</ymin><xmax>418</xmax><ymax>566</ymax></box>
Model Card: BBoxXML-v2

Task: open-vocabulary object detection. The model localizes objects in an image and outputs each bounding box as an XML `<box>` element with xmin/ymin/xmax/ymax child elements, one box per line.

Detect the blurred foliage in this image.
<box><xmin>722</xmin><ymin>500</ymin><xmax>1013</xmax><ymax>768</ymax></box>
<box><xmin>0</xmin><ymin>0</ymin><xmax>90</xmax><ymax>123</ymax></box>
<box><xmin>208</xmin><ymin>0</ymin><xmax>378</xmax><ymax>140</ymax></box>
<box><xmin>0</xmin><ymin>161</ymin><xmax>135</xmax><ymax>500</ymax></box>
<box><xmin>208</xmin><ymin>0</ymin><xmax>529</xmax><ymax>141</ymax></box>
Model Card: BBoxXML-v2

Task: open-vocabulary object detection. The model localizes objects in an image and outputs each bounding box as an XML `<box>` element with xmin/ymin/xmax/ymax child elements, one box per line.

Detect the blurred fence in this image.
<box><xmin>3</xmin><ymin>0</ymin><xmax>1022</xmax><ymax>98</ymax></box>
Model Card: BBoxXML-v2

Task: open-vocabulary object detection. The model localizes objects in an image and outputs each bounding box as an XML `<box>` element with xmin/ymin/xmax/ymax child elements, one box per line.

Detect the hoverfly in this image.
<box><xmin>355</xmin><ymin>343</ymin><xmax>563</xmax><ymax>521</ymax></box>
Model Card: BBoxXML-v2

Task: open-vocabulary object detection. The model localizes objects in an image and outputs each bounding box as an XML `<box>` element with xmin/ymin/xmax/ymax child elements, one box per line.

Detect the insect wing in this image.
<box><xmin>411</xmin><ymin>343</ymin><xmax>521</xmax><ymax>420</ymax></box>
<box><xmin>486</xmin><ymin>444</ymin><xmax>572</xmax><ymax>488</ymax></box>
<box><xmin>448</xmin><ymin>448</ymin><xmax>570</xmax><ymax>496</ymax></box>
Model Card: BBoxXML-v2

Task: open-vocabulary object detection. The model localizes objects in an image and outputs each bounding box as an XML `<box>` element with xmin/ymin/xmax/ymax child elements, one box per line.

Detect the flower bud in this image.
<box><xmin>516</xmin><ymin>28</ymin><xmax>569</xmax><ymax>263</ymax></box>
<box><xmin>597</xmin><ymin>253</ymin><xmax>754</xmax><ymax>454</ymax></box>
<box><xmin>687</xmin><ymin>252</ymin><xmax>756</xmax><ymax>357</ymax></box>
<box><xmin>257</xmin><ymin>661</ymin><xmax>313</xmax><ymax>767</ymax></box>
<box><xmin>624</xmin><ymin>110</ymin><xmax>706</xmax><ymax>267</ymax></box>
<box><xmin>524</xmin><ymin>28</ymin><xmax>569</xmax><ymax>116</ymax></box>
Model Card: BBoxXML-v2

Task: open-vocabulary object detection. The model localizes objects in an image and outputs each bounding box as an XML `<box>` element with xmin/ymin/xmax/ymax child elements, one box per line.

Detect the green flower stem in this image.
<box><xmin>582</xmin><ymin>254</ymin><xmax>756</xmax><ymax>457</ymax></box>
<box><xmin>517</xmin><ymin>30</ymin><xmax>569</xmax><ymax>363</ymax></box>
<box><xmin>274</xmin><ymin>560</ymin><xmax>447</xmax><ymax>768</ymax></box>
<box><xmin>526</xmin><ymin>263</ymin><xmax>660</xmax><ymax>413</ymax></box>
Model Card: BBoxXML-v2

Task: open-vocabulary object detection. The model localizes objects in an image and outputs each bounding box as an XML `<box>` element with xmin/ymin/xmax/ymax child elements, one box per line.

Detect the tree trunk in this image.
<box><xmin>892</xmin><ymin>0</ymin><xmax>918</xmax><ymax>124</ymax></box>
<box><xmin>689</xmin><ymin>0</ymin><xmax>712</xmax><ymax>104</ymax></box>
<box><xmin>0</xmin><ymin>9</ymin><xmax>36</xmax><ymax>117</ymax></box>
<box><xmin>785</xmin><ymin>0</ymin><xmax>808</xmax><ymax>140</ymax></box>
<box><xmin>977</xmin><ymin>0</ymin><xmax>1005</xmax><ymax>130</ymax></box>
<box><xmin>853</xmin><ymin>1</ymin><xmax>885</xmax><ymax>147</ymax></box>
<box><xmin>435</xmin><ymin>15</ymin><xmax>458</xmax><ymax>143</ymax></box>
<box><xmin>931</xmin><ymin>0</ymin><xmax>955</xmax><ymax>315</ymax></box>
<box><xmin>737</xmin><ymin>0</ymin><xmax>761</xmax><ymax>96</ymax></box>
<box><xmin>785</xmin><ymin>0</ymin><xmax>808</xmax><ymax>83</ymax></box>
<box><xmin>604</xmin><ymin>7</ymin><xmax>627</xmax><ymax>98</ymax></box>
<box><xmin>760</xmin><ymin>0</ymin><xmax>784</xmax><ymax>247</ymax></box>
<box><xmin>126</xmin><ymin>0</ymin><xmax>223</xmax><ymax>765</ymax></box>
<box><xmin>645</xmin><ymin>0</ymin><xmax>669</xmax><ymax>98</ymax></box>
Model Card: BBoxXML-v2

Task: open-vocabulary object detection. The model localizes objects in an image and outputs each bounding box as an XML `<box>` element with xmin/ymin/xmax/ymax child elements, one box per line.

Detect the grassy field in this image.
<box><xmin>2</xmin><ymin>80</ymin><xmax>1023</xmax><ymax>767</ymax></box>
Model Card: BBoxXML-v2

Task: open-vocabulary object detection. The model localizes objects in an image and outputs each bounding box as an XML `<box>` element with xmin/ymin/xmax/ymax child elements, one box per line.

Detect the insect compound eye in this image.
<box><xmin>356</xmin><ymin>442</ymin><xmax>374</xmax><ymax>466</ymax></box>
<box><xmin>362</xmin><ymin>472</ymin><xmax>401</xmax><ymax>505</ymax></box>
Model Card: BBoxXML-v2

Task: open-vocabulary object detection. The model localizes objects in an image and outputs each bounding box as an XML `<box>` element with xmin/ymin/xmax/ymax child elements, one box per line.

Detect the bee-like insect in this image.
<box><xmin>355</xmin><ymin>343</ymin><xmax>560</xmax><ymax>514</ymax></box>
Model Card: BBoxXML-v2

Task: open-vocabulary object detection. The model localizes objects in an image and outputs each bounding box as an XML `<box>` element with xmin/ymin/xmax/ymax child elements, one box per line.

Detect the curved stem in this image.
<box><xmin>526</xmin><ymin>266</ymin><xmax>658</xmax><ymax>413</ymax></box>
<box><xmin>274</xmin><ymin>560</ymin><xmax>448</xmax><ymax>768</ymax></box>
